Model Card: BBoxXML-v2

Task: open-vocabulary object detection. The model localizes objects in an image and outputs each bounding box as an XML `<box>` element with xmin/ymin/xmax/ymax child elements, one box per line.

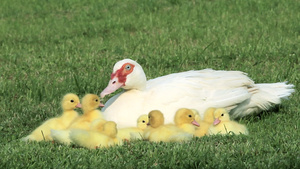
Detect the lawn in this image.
<box><xmin>0</xmin><ymin>0</ymin><xmax>299</xmax><ymax>168</ymax></box>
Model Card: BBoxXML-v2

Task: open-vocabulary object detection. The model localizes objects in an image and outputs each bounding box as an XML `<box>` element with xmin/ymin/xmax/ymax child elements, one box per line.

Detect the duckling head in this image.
<box><xmin>148</xmin><ymin>110</ymin><xmax>164</xmax><ymax>128</ymax></box>
<box><xmin>61</xmin><ymin>93</ymin><xmax>81</xmax><ymax>111</ymax></box>
<box><xmin>190</xmin><ymin>109</ymin><xmax>201</xmax><ymax>123</ymax></box>
<box><xmin>92</xmin><ymin>118</ymin><xmax>107</xmax><ymax>132</ymax></box>
<box><xmin>81</xmin><ymin>94</ymin><xmax>104</xmax><ymax>113</ymax></box>
<box><xmin>137</xmin><ymin>114</ymin><xmax>149</xmax><ymax>130</ymax></box>
<box><xmin>213</xmin><ymin>108</ymin><xmax>230</xmax><ymax>125</ymax></box>
<box><xmin>203</xmin><ymin>107</ymin><xmax>216</xmax><ymax>123</ymax></box>
<box><xmin>103</xmin><ymin>121</ymin><xmax>118</xmax><ymax>138</ymax></box>
<box><xmin>174</xmin><ymin>108</ymin><xmax>200</xmax><ymax>127</ymax></box>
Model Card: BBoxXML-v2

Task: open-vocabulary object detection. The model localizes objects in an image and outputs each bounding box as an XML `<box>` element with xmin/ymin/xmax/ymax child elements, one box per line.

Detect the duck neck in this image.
<box><xmin>62</xmin><ymin>110</ymin><xmax>76</xmax><ymax>115</ymax></box>
<box><xmin>82</xmin><ymin>106</ymin><xmax>94</xmax><ymax>115</ymax></box>
<box><xmin>123</xmin><ymin>83</ymin><xmax>146</xmax><ymax>91</ymax></box>
<box><xmin>123</xmin><ymin>67</ymin><xmax>147</xmax><ymax>91</ymax></box>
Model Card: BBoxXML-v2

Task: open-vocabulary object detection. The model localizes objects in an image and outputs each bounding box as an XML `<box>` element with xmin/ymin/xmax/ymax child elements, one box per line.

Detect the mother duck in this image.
<box><xmin>100</xmin><ymin>59</ymin><xmax>294</xmax><ymax>128</ymax></box>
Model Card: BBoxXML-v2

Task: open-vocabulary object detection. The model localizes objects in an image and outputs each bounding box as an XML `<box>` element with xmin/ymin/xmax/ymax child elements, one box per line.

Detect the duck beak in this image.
<box><xmin>100</xmin><ymin>77</ymin><xmax>124</xmax><ymax>98</ymax></box>
<box><xmin>99</xmin><ymin>103</ymin><xmax>105</xmax><ymax>107</ymax></box>
<box><xmin>213</xmin><ymin>118</ymin><xmax>221</xmax><ymax>125</ymax></box>
<box><xmin>75</xmin><ymin>103</ymin><xmax>82</xmax><ymax>108</ymax></box>
<box><xmin>191</xmin><ymin>120</ymin><xmax>200</xmax><ymax>127</ymax></box>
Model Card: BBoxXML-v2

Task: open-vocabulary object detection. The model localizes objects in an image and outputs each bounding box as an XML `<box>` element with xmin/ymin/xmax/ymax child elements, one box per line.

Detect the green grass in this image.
<box><xmin>0</xmin><ymin>0</ymin><xmax>299</xmax><ymax>168</ymax></box>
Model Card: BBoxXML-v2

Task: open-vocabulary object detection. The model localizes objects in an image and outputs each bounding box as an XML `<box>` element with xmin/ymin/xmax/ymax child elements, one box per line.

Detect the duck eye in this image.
<box><xmin>188</xmin><ymin>115</ymin><xmax>192</xmax><ymax>118</ymax></box>
<box><xmin>142</xmin><ymin>120</ymin><xmax>145</xmax><ymax>123</ymax></box>
<box><xmin>95</xmin><ymin>99</ymin><xmax>98</xmax><ymax>102</ymax></box>
<box><xmin>125</xmin><ymin>64</ymin><xmax>131</xmax><ymax>70</ymax></box>
<box><xmin>70</xmin><ymin>100</ymin><xmax>74</xmax><ymax>103</ymax></box>
<box><xmin>221</xmin><ymin>114</ymin><xmax>224</xmax><ymax>116</ymax></box>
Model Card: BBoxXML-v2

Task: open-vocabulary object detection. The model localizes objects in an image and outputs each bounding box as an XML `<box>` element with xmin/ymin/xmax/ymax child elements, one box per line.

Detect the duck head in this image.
<box><xmin>61</xmin><ymin>93</ymin><xmax>81</xmax><ymax>111</ymax></box>
<box><xmin>190</xmin><ymin>109</ymin><xmax>201</xmax><ymax>124</ymax></box>
<box><xmin>203</xmin><ymin>107</ymin><xmax>216</xmax><ymax>123</ymax></box>
<box><xmin>92</xmin><ymin>118</ymin><xmax>107</xmax><ymax>132</ymax></box>
<box><xmin>81</xmin><ymin>94</ymin><xmax>104</xmax><ymax>113</ymax></box>
<box><xmin>147</xmin><ymin>110</ymin><xmax>164</xmax><ymax>128</ymax></box>
<box><xmin>100</xmin><ymin>59</ymin><xmax>147</xmax><ymax>98</ymax></box>
<box><xmin>174</xmin><ymin>108</ymin><xmax>200</xmax><ymax>127</ymax></box>
<box><xmin>137</xmin><ymin>114</ymin><xmax>149</xmax><ymax>130</ymax></box>
<box><xmin>213</xmin><ymin>108</ymin><xmax>230</xmax><ymax>125</ymax></box>
<box><xmin>103</xmin><ymin>121</ymin><xmax>118</xmax><ymax>138</ymax></box>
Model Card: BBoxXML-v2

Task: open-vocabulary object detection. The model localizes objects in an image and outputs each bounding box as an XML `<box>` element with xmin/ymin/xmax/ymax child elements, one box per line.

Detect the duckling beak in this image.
<box><xmin>213</xmin><ymin>118</ymin><xmax>221</xmax><ymax>125</ymax></box>
<box><xmin>99</xmin><ymin>103</ymin><xmax>105</xmax><ymax>107</ymax></box>
<box><xmin>191</xmin><ymin>120</ymin><xmax>200</xmax><ymax>127</ymax></box>
<box><xmin>100</xmin><ymin>77</ymin><xmax>124</xmax><ymax>98</ymax></box>
<box><xmin>75</xmin><ymin>103</ymin><xmax>82</xmax><ymax>108</ymax></box>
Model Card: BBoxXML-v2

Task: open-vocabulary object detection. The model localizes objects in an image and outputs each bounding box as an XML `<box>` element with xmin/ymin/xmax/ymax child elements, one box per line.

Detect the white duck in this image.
<box><xmin>100</xmin><ymin>59</ymin><xmax>294</xmax><ymax>128</ymax></box>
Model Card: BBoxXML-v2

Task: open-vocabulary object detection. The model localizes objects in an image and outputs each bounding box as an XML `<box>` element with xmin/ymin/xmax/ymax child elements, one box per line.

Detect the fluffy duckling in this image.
<box><xmin>174</xmin><ymin>108</ymin><xmax>200</xmax><ymax>135</ymax></box>
<box><xmin>117</xmin><ymin>114</ymin><xmax>148</xmax><ymax>140</ymax></box>
<box><xmin>70</xmin><ymin>121</ymin><xmax>122</xmax><ymax>149</ymax></box>
<box><xmin>143</xmin><ymin>110</ymin><xmax>193</xmax><ymax>142</ymax></box>
<box><xmin>22</xmin><ymin>93</ymin><xmax>81</xmax><ymax>141</ymax></box>
<box><xmin>194</xmin><ymin>107</ymin><xmax>216</xmax><ymax>137</ymax></box>
<box><xmin>208</xmin><ymin>108</ymin><xmax>249</xmax><ymax>135</ymax></box>
<box><xmin>51</xmin><ymin>94</ymin><xmax>104</xmax><ymax>144</ymax></box>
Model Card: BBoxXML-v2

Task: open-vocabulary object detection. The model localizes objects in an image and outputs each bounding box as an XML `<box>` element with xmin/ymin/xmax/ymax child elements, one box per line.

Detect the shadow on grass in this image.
<box><xmin>238</xmin><ymin>105</ymin><xmax>285</xmax><ymax>123</ymax></box>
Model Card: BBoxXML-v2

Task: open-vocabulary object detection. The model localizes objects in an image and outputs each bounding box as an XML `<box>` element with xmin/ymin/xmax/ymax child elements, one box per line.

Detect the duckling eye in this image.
<box><xmin>221</xmin><ymin>114</ymin><xmax>224</xmax><ymax>116</ymax></box>
<box><xmin>142</xmin><ymin>120</ymin><xmax>145</xmax><ymax>123</ymax></box>
<box><xmin>70</xmin><ymin>100</ymin><xmax>74</xmax><ymax>103</ymax></box>
<box><xmin>125</xmin><ymin>64</ymin><xmax>131</xmax><ymax>70</ymax></box>
<box><xmin>95</xmin><ymin>99</ymin><xmax>98</xmax><ymax>102</ymax></box>
<box><xmin>188</xmin><ymin>115</ymin><xmax>192</xmax><ymax>118</ymax></box>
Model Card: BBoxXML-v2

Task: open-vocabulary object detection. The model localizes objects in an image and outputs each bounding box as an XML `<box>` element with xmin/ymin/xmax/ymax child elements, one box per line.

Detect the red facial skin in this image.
<box><xmin>100</xmin><ymin>62</ymin><xmax>136</xmax><ymax>98</ymax></box>
<box><xmin>110</xmin><ymin>63</ymin><xmax>135</xmax><ymax>84</ymax></box>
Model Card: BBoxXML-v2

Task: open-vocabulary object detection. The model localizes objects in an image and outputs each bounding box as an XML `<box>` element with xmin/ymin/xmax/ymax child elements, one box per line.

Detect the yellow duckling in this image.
<box><xmin>22</xmin><ymin>93</ymin><xmax>81</xmax><ymax>141</ymax></box>
<box><xmin>174</xmin><ymin>108</ymin><xmax>200</xmax><ymax>135</ymax></box>
<box><xmin>208</xmin><ymin>108</ymin><xmax>249</xmax><ymax>135</ymax></box>
<box><xmin>51</xmin><ymin>94</ymin><xmax>104</xmax><ymax>144</ymax></box>
<box><xmin>143</xmin><ymin>110</ymin><xmax>193</xmax><ymax>142</ymax></box>
<box><xmin>117</xmin><ymin>114</ymin><xmax>148</xmax><ymax>140</ymax></box>
<box><xmin>70</xmin><ymin>121</ymin><xmax>122</xmax><ymax>149</ymax></box>
<box><xmin>194</xmin><ymin>107</ymin><xmax>215</xmax><ymax>137</ymax></box>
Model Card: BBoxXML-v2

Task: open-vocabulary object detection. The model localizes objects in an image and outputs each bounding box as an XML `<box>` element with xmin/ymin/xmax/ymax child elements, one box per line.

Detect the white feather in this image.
<box><xmin>51</xmin><ymin>129</ymin><xmax>72</xmax><ymax>145</ymax></box>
